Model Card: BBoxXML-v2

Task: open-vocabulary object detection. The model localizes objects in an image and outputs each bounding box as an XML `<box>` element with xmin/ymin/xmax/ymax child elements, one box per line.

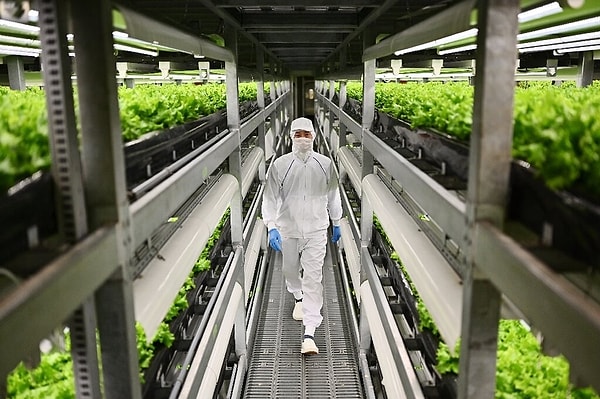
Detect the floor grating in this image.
<box><xmin>243</xmin><ymin>245</ymin><xmax>364</xmax><ymax>398</ymax></box>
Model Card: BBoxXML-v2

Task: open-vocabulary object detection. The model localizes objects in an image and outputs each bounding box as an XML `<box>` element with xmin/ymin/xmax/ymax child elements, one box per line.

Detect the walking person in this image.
<box><xmin>262</xmin><ymin>117</ymin><xmax>343</xmax><ymax>355</ymax></box>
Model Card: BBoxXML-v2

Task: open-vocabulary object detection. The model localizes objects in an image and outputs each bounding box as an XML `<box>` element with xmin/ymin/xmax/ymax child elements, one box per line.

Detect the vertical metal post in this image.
<box><xmin>361</xmin><ymin>29</ymin><xmax>376</xmax><ymax>180</ymax></box>
<box><xmin>38</xmin><ymin>1</ymin><xmax>100</xmax><ymax>397</ymax></box>
<box><xmin>224</xmin><ymin>23</ymin><xmax>247</xmax><ymax>361</ymax></box>
<box><xmin>459</xmin><ymin>1</ymin><xmax>519</xmax><ymax>398</ymax></box>
<box><xmin>256</xmin><ymin>47</ymin><xmax>267</xmax><ymax>179</ymax></box>
<box><xmin>339</xmin><ymin>80</ymin><xmax>347</xmax><ymax>148</ymax></box>
<box><xmin>224</xmin><ymin>24</ymin><xmax>244</xmax><ymax>247</ymax></box>
<box><xmin>578</xmin><ymin>51</ymin><xmax>593</xmax><ymax>88</ymax></box>
<box><xmin>69</xmin><ymin>0</ymin><xmax>141</xmax><ymax>397</ymax></box>
<box><xmin>6</xmin><ymin>56</ymin><xmax>26</xmax><ymax>90</ymax></box>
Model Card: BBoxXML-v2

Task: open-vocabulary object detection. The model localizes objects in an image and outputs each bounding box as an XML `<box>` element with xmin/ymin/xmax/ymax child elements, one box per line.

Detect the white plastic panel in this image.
<box><xmin>338</xmin><ymin>146</ymin><xmax>362</xmax><ymax>197</ymax></box>
<box><xmin>361</xmin><ymin>280</ymin><xmax>424</xmax><ymax>399</ymax></box>
<box><xmin>179</xmin><ymin>284</ymin><xmax>244</xmax><ymax>398</ymax></box>
<box><xmin>133</xmin><ymin>174</ymin><xmax>238</xmax><ymax>340</ymax></box>
<box><xmin>340</xmin><ymin>217</ymin><xmax>361</xmax><ymax>304</ymax></box>
<box><xmin>242</xmin><ymin>147</ymin><xmax>264</xmax><ymax>198</ymax></box>
<box><xmin>363</xmin><ymin>174</ymin><xmax>462</xmax><ymax>351</ymax></box>
<box><xmin>244</xmin><ymin>219</ymin><xmax>265</xmax><ymax>300</ymax></box>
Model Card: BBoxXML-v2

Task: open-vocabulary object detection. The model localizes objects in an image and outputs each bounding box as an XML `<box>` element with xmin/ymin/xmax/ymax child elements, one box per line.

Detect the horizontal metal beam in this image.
<box><xmin>258</xmin><ymin>32</ymin><xmax>346</xmax><ymax>43</ymax></box>
<box><xmin>0</xmin><ymin>227</ymin><xmax>119</xmax><ymax>378</ymax></box>
<box><xmin>130</xmin><ymin>130</ymin><xmax>238</xmax><ymax>249</ymax></box>
<box><xmin>362</xmin><ymin>0</ymin><xmax>475</xmax><ymax>61</ymax></box>
<box><xmin>241</xmin><ymin>13</ymin><xmax>358</xmax><ymax>28</ymax></box>
<box><xmin>475</xmin><ymin>221</ymin><xmax>600</xmax><ymax>393</ymax></box>
<box><xmin>269</xmin><ymin>47</ymin><xmax>336</xmax><ymax>53</ymax></box>
<box><xmin>362</xmin><ymin>129</ymin><xmax>467</xmax><ymax>251</ymax></box>
<box><xmin>115</xmin><ymin>4</ymin><xmax>235</xmax><ymax>62</ymax></box>
<box><xmin>361</xmin><ymin>247</ymin><xmax>425</xmax><ymax>399</ymax></box>
<box><xmin>246</xmin><ymin>26</ymin><xmax>355</xmax><ymax>33</ymax></box>
<box><xmin>178</xmin><ymin>247</ymin><xmax>244</xmax><ymax>398</ymax></box>
<box><xmin>216</xmin><ymin>0</ymin><xmax>381</xmax><ymax>6</ymax></box>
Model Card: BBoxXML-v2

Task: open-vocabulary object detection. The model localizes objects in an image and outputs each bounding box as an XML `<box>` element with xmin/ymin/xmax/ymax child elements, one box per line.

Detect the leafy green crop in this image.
<box><xmin>7</xmin><ymin>334</ymin><xmax>74</xmax><ymax>398</ymax></box>
<box><xmin>1</xmin><ymin>82</ymin><xmax>258</xmax><ymax>192</ymax></box>
<box><xmin>0</xmin><ymin>87</ymin><xmax>50</xmax><ymax>192</ymax></box>
<box><xmin>346</xmin><ymin>80</ymin><xmax>600</xmax><ymax>199</ymax></box>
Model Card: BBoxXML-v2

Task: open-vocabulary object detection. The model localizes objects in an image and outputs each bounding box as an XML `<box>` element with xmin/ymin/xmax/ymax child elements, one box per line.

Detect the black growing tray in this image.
<box><xmin>369</xmin><ymin>107</ymin><xmax>600</xmax><ymax>270</ymax></box>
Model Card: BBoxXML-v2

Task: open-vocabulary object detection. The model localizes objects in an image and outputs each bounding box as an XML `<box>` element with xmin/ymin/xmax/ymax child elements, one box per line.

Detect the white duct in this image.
<box><xmin>340</xmin><ymin>218</ymin><xmax>361</xmax><ymax>303</ymax></box>
<box><xmin>241</xmin><ymin>146</ymin><xmax>264</xmax><ymax>198</ymax></box>
<box><xmin>265</xmin><ymin>127</ymin><xmax>275</xmax><ymax>161</ymax></box>
<box><xmin>133</xmin><ymin>174</ymin><xmax>238</xmax><ymax>340</ymax></box>
<box><xmin>361</xmin><ymin>280</ymin><xmax>424</xmax><ymax>399</ymax></box>
<box><xmin>179</xmin><ymin>283</ymin><xmax>244</xmax><ymax>398</ymax></box>
<box><xmin>338</xmin><ymin>146</ymin><xmax>362</xmax><ymax>197</ymax></box>
<box><xmin>244</xmin><ymin>219</ymin><xmax>265</xmax><ymax>299</ymax></box>
<box><xmin>363</xmin><ymin>174</ymin><xmax>462</xmax><ymax>351</ymax></box>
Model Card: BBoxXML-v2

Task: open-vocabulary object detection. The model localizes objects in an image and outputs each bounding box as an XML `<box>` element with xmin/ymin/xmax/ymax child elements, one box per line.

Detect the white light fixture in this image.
<box><xmin>112</xmin><ymin>31</ymin><xmax>129</xmax><ymax>39</ymax></box>
<box><xmin>27</xmin><ymin>9</ymin><xmax>39</xmax><ymax>23</ymax></box>
<box><xmin>518</xmin><ymin>16</ymin><xmax>600</xmax><ymax>41</ymax></box>
<box><xmin>518</xmin><ymin>1</ymin><xmax>563</xmax><ymax>23</ymax></box>
<box><xmin>0</xmin><ymin>44</ymin><xmax>41</xmax><ymax>57</ymax></box>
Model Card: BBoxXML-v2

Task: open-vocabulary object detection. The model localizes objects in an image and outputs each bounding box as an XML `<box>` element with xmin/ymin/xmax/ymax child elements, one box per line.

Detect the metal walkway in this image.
<box><xmin>243</xmin><ymin>244</ymin><xmax>365</xmax><ymax>398</ymax></box>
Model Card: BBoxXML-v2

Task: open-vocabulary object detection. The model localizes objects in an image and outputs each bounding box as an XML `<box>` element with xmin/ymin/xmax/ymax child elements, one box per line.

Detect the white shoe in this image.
<box><xmin>292</xmin><ymin>301</ymin><xmax>303</xmax><ymax>321</ymax></box>
<box><xmin>301</xmin><ymin>337</ymin><xmax>319</xmax><ymax>355</ymax></box>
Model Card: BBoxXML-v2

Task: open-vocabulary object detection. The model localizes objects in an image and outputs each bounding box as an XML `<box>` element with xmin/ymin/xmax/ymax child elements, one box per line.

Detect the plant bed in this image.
<box><xmin>362</xmin><ymin>105</ymin><xmax>599</xmax><ymax>270</ymax></box>
<box><xmin>0</xmin><ymin>172</ymin><xmax>57</xmax><ymax>273</ymax></box>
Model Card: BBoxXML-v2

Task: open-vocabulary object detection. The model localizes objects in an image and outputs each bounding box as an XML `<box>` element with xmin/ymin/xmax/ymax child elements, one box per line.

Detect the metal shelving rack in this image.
<box><xmin>1</xmin><ymin>0</ymin><xmax>600</xmax><ymax>398</ymax></box>
<box><xmin>315</xmin><ymin>1</ymin><xmax>600</xmax><ymax>396</ymax></box>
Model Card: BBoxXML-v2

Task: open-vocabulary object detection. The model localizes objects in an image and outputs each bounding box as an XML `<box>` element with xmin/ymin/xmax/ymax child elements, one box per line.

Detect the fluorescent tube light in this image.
<box><xmin>437</xmin><ymin>44</ymin><xmax>477</xmax><ymax>55</ymax></box>
<box><xmin>520</xmin><ymin>38</ymin><xmax>600</xmax><ymax>53</ymax></box>
<box><xmin>0</xmin><ymin>18</ymin><xmax>40</xmax><ymax>34</ymax></box>
<box><xmin>518</xmin><ymin>31</ymin><xmax>600</xmax><ymax>49</ymax></box>
<box><xmin>518</xmin><ymin>1</ymin><xmax>562</xmax><ymax>23</ymax></box>
<box><xmin>395</xmin><ymin>28</ymin><xmax>478</xmax><ymax>55</ymax></box>
<box><xmin>0</xmin><ymin>34</ymin><xmax>40</xmax><ymax>46</ymax></box>
<box><xmin>395</xmin><ymin>2</ymin><xmax>564</xmax><ymax>56</ymax></box>
<box><xmin>0</xmin><ymin>44</ymin><xmax>41</xmax><ymax>57</ymax></box>
<box><xmin>113</xmin><ymin>43</ymin><xmax>158</xmax><ymax>57</ymax></box>
<box><xmin>112</xmin><ymin>31</ymin><xmax>129</xmax><ymax>39</ymax></box>
<box><xmin>556</xmin><ymin>45</ymin><xmax>600</xmax><ymax>53</ymax></box>
<box><xmin>518</xmin><ymin>16</ymin><xmax>600</xmax><ymax>41</ymax></box>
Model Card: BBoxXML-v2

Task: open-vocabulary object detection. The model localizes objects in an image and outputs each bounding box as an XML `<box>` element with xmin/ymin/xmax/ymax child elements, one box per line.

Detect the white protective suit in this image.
<box><xmin>262</xmin><ymin>118</ymin><xmax>343</xmax><ymax>330</ymax></box>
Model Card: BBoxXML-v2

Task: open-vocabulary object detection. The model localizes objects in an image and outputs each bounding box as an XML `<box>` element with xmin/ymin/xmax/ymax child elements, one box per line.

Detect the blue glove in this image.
<box><xmin>332</xmin><ymin>225</ymin><xmax>341</xmax><ymax>243</ymax></box>
<box><xmin>268</xmin><ymin>229</ymin><xmax>282</xmax><ymax>251</ymax></box>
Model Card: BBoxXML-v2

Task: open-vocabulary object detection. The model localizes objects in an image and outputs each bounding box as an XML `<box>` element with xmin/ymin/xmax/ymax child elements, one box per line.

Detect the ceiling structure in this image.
<box><xmin>118</xmin><ymin>0</ymin><xmax>461</xmax><ymax>76</ymax></box>
<box><xmin>0</xmin><ymin>0</ymin><xmax>599</xmax><ymax>80</ymax></box>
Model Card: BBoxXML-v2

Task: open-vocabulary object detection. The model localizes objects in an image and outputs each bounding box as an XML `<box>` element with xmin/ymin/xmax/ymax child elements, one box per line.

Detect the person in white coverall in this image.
<box><xmin>262</xmin><ymin>117</ymin><xmax>343</xmax><ymax>355</ymax></box>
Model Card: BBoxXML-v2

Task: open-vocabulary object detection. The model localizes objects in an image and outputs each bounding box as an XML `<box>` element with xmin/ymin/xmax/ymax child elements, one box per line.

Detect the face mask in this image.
<box><xmin>293</xmin><ymin>137</ymin><xmax>313</xmax><ymax>153</ymax></box>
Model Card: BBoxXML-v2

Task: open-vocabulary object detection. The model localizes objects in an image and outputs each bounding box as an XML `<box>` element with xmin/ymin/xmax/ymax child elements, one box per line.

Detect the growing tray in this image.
<box><xmin>372</xmin><ymin>110</ymin><xmax>600</xmax><ymax>270</ymax></box>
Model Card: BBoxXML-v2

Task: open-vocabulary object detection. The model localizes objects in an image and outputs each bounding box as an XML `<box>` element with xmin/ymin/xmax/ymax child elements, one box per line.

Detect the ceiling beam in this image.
<box><xmin>215</xmin><ymin>0</ymin><xmax>382</xmax><ymax>7</ymax></box>
<box><xmin>258</xmin><ymin>32</ymin><xmax>346</xmax><ymax>43</ymax></box>
<box><xmin>240</xmin><ymin>12</ymin><xmax>358</xmax><ymax>29</ymax></box>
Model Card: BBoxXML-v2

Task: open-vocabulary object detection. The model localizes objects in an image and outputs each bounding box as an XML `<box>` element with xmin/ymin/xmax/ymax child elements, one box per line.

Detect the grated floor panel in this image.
<box><xmin>243</xmin><ymin>245</ymin><xmax>364</xmax><ymax>398</ymax></box>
